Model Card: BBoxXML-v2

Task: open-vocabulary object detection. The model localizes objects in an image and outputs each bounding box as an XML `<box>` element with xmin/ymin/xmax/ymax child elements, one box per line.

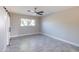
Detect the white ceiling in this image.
<box><xmin>6</xmin><ymin>6</ymin><xmax>74</xmax><ymax>16</ymax></box>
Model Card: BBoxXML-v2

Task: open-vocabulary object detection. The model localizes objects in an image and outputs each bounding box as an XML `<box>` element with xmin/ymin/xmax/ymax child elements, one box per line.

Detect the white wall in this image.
<box><xmin>41</xmin><ymin>7</ymin><xmax>79</xmax><ymax>46</ymax></box>
<box><xmin>0</xmin><ymin>7</ymin><xmax>10</xmax><ymax>51</ymax></box>
<box><xmin>10</xmin><ymin>13</ymin><xmax>41</xmax><ymax>37</ymax></box>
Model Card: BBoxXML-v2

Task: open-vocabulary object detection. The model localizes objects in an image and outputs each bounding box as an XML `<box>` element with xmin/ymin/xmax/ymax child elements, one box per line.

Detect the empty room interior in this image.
<box><xmin>0</xmin><ymin>6</ymin><xmax>79</xmax><ymax>52</ymax></box>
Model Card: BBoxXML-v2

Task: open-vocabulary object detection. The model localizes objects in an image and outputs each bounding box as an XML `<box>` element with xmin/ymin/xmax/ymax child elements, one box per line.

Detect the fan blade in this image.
<box><xmin>37</xmin><ymin>13</ymin><xmax>43</xmax><ymax>15</ymax></box>
<box><xmin>37</xmin><ymin>11</ymin><xmax>44</xmax><ymax>13</ymax></box>
<box><xmin>27</xmin><ymin>10</ymin><xmax>31</xmax><ymax>12</ymax></box>
<box><xmin>27</xmin><ymin>10</ymin><xmax>34</xmax><ymax>13</ymax></box>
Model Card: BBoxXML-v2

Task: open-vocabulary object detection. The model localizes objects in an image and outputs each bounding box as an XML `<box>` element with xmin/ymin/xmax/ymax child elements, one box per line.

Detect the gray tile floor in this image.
<box><xmin>5</xmin><ymin>34</ymin><xmax>79</xmax><ymax>52</ymax></box>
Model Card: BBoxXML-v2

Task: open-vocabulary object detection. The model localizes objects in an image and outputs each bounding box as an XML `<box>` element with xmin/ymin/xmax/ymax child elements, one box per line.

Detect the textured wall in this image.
<box><xmin>10</xmin><ymin>13</ymin><xmax>41</xmax><ymax>37</ymax></box>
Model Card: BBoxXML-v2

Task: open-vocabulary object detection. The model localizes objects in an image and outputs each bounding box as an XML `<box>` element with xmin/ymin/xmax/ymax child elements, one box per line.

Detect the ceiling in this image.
<box><xmin>6</xmin><ymin>6</ymin><xmax>74</xmax><ymax>16</ymax></box>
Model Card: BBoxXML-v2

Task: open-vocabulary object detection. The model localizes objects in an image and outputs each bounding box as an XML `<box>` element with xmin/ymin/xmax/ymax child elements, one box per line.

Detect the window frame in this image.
<box><xmin>20</xmin><ymin>18</ymin><xmax>36</xmax><ymax>27</ymax></box>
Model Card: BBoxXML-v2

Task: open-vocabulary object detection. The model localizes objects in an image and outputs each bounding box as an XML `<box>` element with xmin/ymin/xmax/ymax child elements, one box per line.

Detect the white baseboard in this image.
<box><xmin>42</xmin><ymin>33</ymin><xmax>79</xmax><ymax>47</ymax></box>
<box><xmin>10</xmin><ymin>32</ymin><xmax>41</xmax><ymax>38</ymax></box>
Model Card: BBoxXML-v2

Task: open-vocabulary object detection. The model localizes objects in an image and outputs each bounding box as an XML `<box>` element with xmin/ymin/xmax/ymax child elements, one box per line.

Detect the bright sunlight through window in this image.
<box><xmin>20</xmin><ymin>18</ymin><xmax>35</xmax><ymax>27</ymax></box>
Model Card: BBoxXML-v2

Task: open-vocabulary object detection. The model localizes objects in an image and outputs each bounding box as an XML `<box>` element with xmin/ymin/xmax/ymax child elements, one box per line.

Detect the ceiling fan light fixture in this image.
<box><xmin>27</xmin><ymin>8</ymin><xmax>44</xmax><ymax>15</ymax></box>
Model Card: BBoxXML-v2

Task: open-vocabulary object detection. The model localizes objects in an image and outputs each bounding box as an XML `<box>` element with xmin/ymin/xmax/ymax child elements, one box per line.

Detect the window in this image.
<box><xmin>20</xmin><ymin>18</ymin><xmax>35</xmax><ymax>26</ymax></box>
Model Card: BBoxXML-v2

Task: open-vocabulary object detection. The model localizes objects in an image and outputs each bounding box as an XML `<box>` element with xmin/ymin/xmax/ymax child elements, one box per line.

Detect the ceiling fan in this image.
<box><xmin>27</xmin><ymin>8</ymin><xmax>44</xmax><ymax>15</ymax></box>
